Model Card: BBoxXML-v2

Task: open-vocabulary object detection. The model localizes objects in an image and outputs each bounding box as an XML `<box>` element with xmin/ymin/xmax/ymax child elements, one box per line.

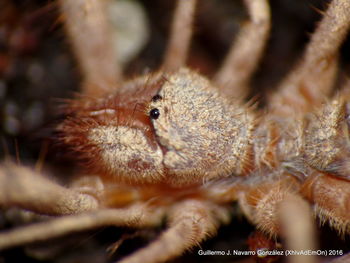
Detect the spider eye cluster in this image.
<box><xmin>149</xmin><ymin>94</ymin><xmax>162</xmax><ymax>120</ymax></box>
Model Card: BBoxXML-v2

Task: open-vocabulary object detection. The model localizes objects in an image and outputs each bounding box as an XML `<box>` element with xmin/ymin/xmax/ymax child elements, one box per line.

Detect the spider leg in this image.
<box><xmin>278</xmin><ymin>194</ymin><xmax>316</xmax><ymax>263</ymax></box>
<box><xmin>60</xmin><ymin>0</ymin><xmax>122</xmax><ymax>96</ymax></box>
<box><xmin>0</xmin><ymin>163</ymin><xmax>98</xmax><ymax>215</ymax></box>
<box><xmin>0</xmin><ymin>204</ymin><xmax>164</xmax><ymax>250</ymax></box>
<box><xmin>269</xmin><ymin>0</ymin><xmax>350</xmax><ymax>116</ymax></box>
<box><xmin>301</xmin><ymin>172</ymin><xmax>350</xmax><ymax>236</ymax></box>
<box><xmin>118</xmin><ymin>199</ymin><xmax>227</xmax><ymax>263</ymax></box>
<box><xmin>162</xmin><ymin>0</ymin><xmax>197</xmax><ymax>72</ymax></box>
<box><xmin>238</xmin><ymin>177</ymin><xmax>316</xmax><ymax>263</ymax></box>
<box><xmin>214</xmin><ymin>0</ymin><xmax>271</xmax><ymax>100</ymax></box>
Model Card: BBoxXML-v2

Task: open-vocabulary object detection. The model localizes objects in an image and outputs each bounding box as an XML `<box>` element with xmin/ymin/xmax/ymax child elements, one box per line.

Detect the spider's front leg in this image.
<box><xmin>119</xmin><ymin>200</ymin><xmax>229</xmax><ymax>263</ymax></box>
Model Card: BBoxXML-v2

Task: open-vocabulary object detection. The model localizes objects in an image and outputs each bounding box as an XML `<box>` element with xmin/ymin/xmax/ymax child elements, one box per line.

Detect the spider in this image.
<box><xmin>1</xmin><ymin>0</ymin><xmax>350</xmax><ymax>263</ymax></box>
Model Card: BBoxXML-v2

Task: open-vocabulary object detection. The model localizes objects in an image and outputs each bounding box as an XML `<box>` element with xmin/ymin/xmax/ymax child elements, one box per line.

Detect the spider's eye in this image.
<box><xmin>150</xmin><ymin>108</ymin><xmax>160</xmax><ymax>120</ymax></box>
<box><xmin>151</xmin><ymin>94</ymin><xmax>162</xmax><ymax>102</ymax></box>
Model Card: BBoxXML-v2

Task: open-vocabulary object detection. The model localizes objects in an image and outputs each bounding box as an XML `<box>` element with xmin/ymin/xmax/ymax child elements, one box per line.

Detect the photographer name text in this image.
<box><xmin>197</xmin><ymin>249</ymin><xmax>343</xmax><ymax>257</ymax></box>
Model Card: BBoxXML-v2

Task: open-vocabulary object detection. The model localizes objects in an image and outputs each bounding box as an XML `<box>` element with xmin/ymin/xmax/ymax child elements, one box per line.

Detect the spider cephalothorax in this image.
<box><xmin>60</xmin><ymin>68</ymin><xmax>255</xmax><ymax>186</ymax></box>
<box><xmin>1</xmin><ymin>0</ymin><xmax>350</xmax><ymax>263</ymax></box>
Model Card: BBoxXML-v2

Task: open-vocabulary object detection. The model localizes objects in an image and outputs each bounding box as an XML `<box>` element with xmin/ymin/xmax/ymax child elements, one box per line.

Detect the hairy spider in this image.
<box><xmin>1</xmin><ymin>0</ymin><xmax>350</xmax><ymax>263</ymax></box>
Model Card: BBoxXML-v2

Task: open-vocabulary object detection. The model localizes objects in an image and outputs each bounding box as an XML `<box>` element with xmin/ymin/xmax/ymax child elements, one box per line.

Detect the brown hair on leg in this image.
<box><xmin>301</xmin><ymin>172</ymin><xmax>350</xmax><ymax>236</ymax></box>
<box><xmin>0</xmin><ymin>204</ymin><xmax>164</xmax><ymax>250</ymax></box>
<box><xmin>269</xmin><ymin>0</ymin><xmax>350</xmax><ymax>117</ymax></box>
<box><xmin>214</xmin><ymin>0</ymin><xmax>271</xmax><ymax>100</ymax></box>
<box><xmin>118</xmin><ymin>200</ymin><xmax>224</xmax><ymax>263</ymax></box>
<box><xmin>162</xmin><ymin>0</ymin><xmax>197</xmax><ymax>72</ymax></box>
<box><xmin>0</xmin><ymin>163</ymin><xmax>98</xmax><ymax>215</ymax></box>
<box><xmin>60</xmin><ymin>0</ymin><xmax>122</xmax><ymax>96</ymax></box>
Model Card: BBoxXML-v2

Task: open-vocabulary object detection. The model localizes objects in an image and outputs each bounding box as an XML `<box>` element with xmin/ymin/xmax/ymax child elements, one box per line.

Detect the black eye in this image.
<box><xmin>150</xmin><ymin>108</ymin><xmax>160</xmax><ymax>119</ymax></box>
<box><xmin>152</xmin><ymin>94</ymin><xmax>162</xmax><ymax>102</ymax></box>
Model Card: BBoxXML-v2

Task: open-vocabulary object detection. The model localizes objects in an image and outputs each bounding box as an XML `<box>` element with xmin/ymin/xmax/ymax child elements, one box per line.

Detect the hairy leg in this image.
<box><xmin>278</xmin><ymin>194</ymin><xmax>316</xmax><ymax>263</ymax></box>
<box><xmin>60</xmin><ymin>0</ymin><xmax>122</xmax><ymax>96</ymax></box>
<box><xmin>269</xmin><ymin>0</ymin><xmax>350</xmax><ymax>116</ymax></box>
<box><xmin>162</xmin><ymin>0</ymin><xmax>197</xmax><ymax>72</ymax></box>
<box><xmin>118</xmin><ymin>199</ymin><xmax>227</xmax><ymax>263</ymax></box>
<box><xmin>214</xmin><ymin>0</ymin><xmax>270</xmax><ymax>100</ymax></box>
<box><xmin>0</xmin><ymin>203</ymin><xmax>164</xmax><ymax>250</ymax></box>
<box><xmin>238</xmin><ymin>177</ymin><xmax>316</xmax><ymax>263</ymax></box>
<box><xmin>301</xmin><ymin>172</ymin><xmax>350</xmax><ymax>236</ymax></box>
<box><xmin>0</xmin><ymin>163</ymin><xmax>98</xmax><ymax>215</ymax></box>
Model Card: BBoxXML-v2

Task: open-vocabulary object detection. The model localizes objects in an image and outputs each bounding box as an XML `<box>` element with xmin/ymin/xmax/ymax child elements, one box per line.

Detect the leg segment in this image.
<box><xmin>0</xmin><ymin>204</ymin><xmax>163</xmax><ymax>250</ymax></box>
<box><xmin>269</xmin><ymin>0</ymin><xmax>350</xmax><ymax>116</ymax></box>
<box><xmin>119</xmin><ymin>200</ymin><xmax>225</xmax><ymax>263</ymax></box>
<box><xmin>238</xmin><ymin>177</ymin><xmax>302</xmax><ymax>235</ymax></box>
<box><xmin>238</xmin><ymin>177</ymin><xmax>316</xmax><ymax>263</ymax></box>
<box><xmin>162</xmin><ymin>0</ymin><xmax>197</xmax><ymax>71</ymax></box>
<box><xmin>278</xmin><ymin>194</ymin><xmax>316</xmax><ymax>263</ymax></box>
<box><xmin>0</xmin><ymin>163</ymin><xmax>98</xmax><ymax>215</ymax></box>
<box><xmin>60</xmin><ymin>0</ymin><xmax>122</xmax><ymax>96</ymax></box>
<box><xmin>214</xmin><ymin>0</ymin><xmax>270</xmax><ymax>100</ymax></box>
<box><xmin>301</xmin><ymin>172</ymin><xmax>350</xmax><ymax>236</ymax></box>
